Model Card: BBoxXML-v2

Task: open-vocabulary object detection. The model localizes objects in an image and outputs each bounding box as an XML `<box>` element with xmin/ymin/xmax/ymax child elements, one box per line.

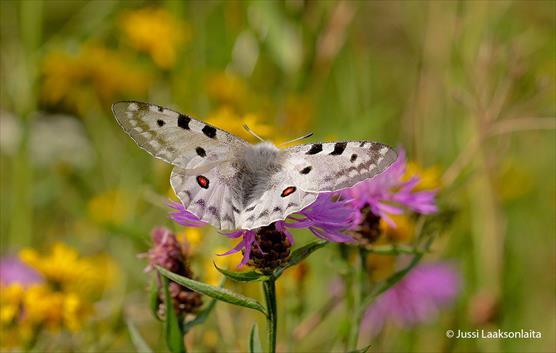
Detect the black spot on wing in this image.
<box><xmin>202</xmin><ymin>125</ymin><xmax>217</xmax><ymax>139</ymax></box>
<box><xmin>306</xmin><ymin>144</ymin><xmax>323</xmax><ymax>155</ymax></box>
<box><xmin>272</xmin><ymin>206</ymin><xmax>282</xmax><ymax>213</ymax></box>
<box><xmin>359</xmin><ymin>141</ymin><xmax>367</xmax><ymax>147</ymax></box>
<box><xmin>178</xmin><ymin>114</ymin><xmax>191</xmax><ymax>130</ymax></box>
<box><xmin>258</xmin><ymin>210</ymin><xmax>269</xmax><ymax>219</ymax></box>
<box><xmin>330</xmin><ymin>142</ymin><xmax>347</xmax><ymax>155</ymax></box>
<box><xmin>157</xmin><ymin>105</ymin><xmax>164</xmax><ymax>112</ymax></box>
<box><xmin>232</xmin><ymin>205</ymin><xmax>241</xmax><ymax>214</ymax></box>
<box><xmin>157</xmin><ymin>119</ymin><xmax>165</xmax><ymax>127</ymax></box>
<box><xmin>195</xmin><ymin>199</ymin><xmax>206</xmax><ymax>210</ymax></box>
<box><xmin>286</xmin><ymin>202</ymin><xmax>299</xmax><ymax>209</ymax></box>
<box><xmin>196</xmin><ymin>147</ymin><xmax>206</xmax><ymax>157</ymax></box>
<box><xmin>208</xmin><ymin>206</ymin><xmax>220</xmax><ymax>219</ymax></box>
<box><xmin>245</xmin><ymin>205</ymin><xmax>256</xmax><ymax>212</ymax></box>
<box><xmin>300</xmin><ymin>166</ymin><xmax>312</xmax><ymax>174</ymax></box>
<box><xmin>350</xmin><ymin>154</ymin><xmax>358</xmax><ymax>162</ymax></box>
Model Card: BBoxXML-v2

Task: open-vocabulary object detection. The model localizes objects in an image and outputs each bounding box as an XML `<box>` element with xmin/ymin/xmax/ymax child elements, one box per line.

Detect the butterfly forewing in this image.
<box><xmin>284</xmin><ymin>141</ymin><xmax>397</xmax><ymax>192</ymax></box>
<box><xmin>112</xmin><ymin>101</ymin><xmax>246</xmax><ymax>169</ymax></box>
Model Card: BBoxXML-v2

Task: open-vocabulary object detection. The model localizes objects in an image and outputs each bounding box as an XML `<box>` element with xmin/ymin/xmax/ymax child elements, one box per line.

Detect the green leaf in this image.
<box><xmin>366</xmin><ymin>244</ymin><xmax>423</xmax><ymax>255</ymax></box>
<box><xmin>249</xmin><ymin>323</ymin><xmax>263</xmax><ymax>353</ymax></box>
<box><xmin>157</xmin><ymin>266</ymin><xmax>267</xmax><ymax>316</ymax></box>
<box><xmin>183</xmin><ymin>296</ymin><xmax>218</xmax><ymax>333</ymax></box>
<box><xmin>214</xmin><ymin>262</ymin><xmax>269</xmax><ymax>282</ymax></box>
<box><xmin>162</xmin><ymin>276</ymin><xmax>186</xmax><ymax>353</ymax></box>
<box><xmin>149</xmin><ymin>276</ymin><xmax>162</xmax><ymax>321</ymax></box>
<box><xmin>126</xmin><ymin>319</ymin><xmax>154</xmax><ymax>353</ymax></box>
<box><xmin>348</xmin><ymin>344</ymin><xmax>372</xmax><ymax>353</ymax></box>
<box><xmin>273</xmin><ymin>241</ymin><xmax>327</xmax><ymax>278</ymax></box>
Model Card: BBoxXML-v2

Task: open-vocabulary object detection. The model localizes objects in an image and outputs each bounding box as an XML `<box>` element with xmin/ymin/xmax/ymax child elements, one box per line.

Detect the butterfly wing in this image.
<box><xmin>112</xmin><ymin>101</ymin><xmax>247</xmax><ymax>169</ymax></box>
<box><xmin>113</xmin><ymin>101</ymin><xmax>249</xmax><ymax>231</ymax></box>
<box><xmin>170</xmin><ymin>163</ymin><xmax>244</xmax><ymax>231</ymax></box>
<box><xmin>238</xmin><ymin>171</ymin><xmax>318</xmax><ymax>230</ymax></box>
<box><xmin>283</xmin><ymin>141</ymin><xmax>397</xmax><ymax>192</ymax></box>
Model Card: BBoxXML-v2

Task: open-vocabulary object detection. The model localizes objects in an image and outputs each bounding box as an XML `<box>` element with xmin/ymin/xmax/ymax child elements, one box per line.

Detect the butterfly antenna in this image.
<box><xmin>279</xmin><ymin>132</ymin><xmax>314</xmax><ymax>147</ymax></box>
<box><xmin>242</xmin><ymin>124</ymin><xmax>265</xmax><ymax>142</ymax></box>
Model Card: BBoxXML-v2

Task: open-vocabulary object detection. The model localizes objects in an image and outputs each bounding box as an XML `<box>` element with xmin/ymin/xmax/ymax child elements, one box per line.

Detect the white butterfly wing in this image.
<box><xmin>283</xmin><ymin>141</ymin><xmax>397</xmax><ymax>192</ymax></box>
<box><xmin>112</xmin><ymin>101</ymin><xmax>247</xmax><ymax>169</ymax></box>
<box><xmin>170</xmin><ymin>164</ymin><xmax>243</xmax><ymax>231</ymax></box>
<box><xmin>238</xmin><ymin>171</ymin><xmax>318</xmax><ymax>230</ymax></box>
<box><xmin>113</xmin><ymin>101</ymin><xmax>248</xmax><ymax>231</ymax></box>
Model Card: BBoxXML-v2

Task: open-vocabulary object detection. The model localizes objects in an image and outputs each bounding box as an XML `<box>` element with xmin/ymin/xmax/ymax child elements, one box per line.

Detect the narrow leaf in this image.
<box><xmin>273</xmin><ymin>241</ymin><xmax>327</xmax><ymax>277</ymax></box>
<box><xmin>157</xmin><ymin>266</ymin><xmax>267</xmax><ymax>315</ymax></box>
<box><xmin>149</xmin><ymin>276</ymin><xmax>162</xmax><ymax>321</ymax></box>
<box><xmin>214</xmin><ymin>262</ymin><xmax>269</xmax><ymax>282</ymax></box>
<box><xmin>126</xmin><ymin>319</ymin><xmax>154</xmax><ymax>353</ymax></box>
<box><xmin>183</xmin><ymin>296</ymin><xmax>218</xmax><ymax>333</ymax></box>
<box><xmin>162</xmin><ymin>276</ymin><xmax>186</xmax><ymax>353</ymax></box>
<box><xmin>249</xmin><ymin>323</ymin><xmax>263</xmax><ymax>353</ymax></box>
<box><xmin>366</xmin><ymin>244</ymin><xmax>423</xmax><ymax>255</ymax></box>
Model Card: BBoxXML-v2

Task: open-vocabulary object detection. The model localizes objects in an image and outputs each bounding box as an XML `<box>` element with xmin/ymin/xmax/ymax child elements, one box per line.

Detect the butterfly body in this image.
<box><xmin>112</xmin><ymin>101</ymin><xmax>397</xmax><ymax>231</ymax></box>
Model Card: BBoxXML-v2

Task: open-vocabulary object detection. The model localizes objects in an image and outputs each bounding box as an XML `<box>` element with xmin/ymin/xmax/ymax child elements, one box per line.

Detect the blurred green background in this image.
<box><xmin>0</xmin><ymin>0</ymin><xmax>554</xmax><ymax>352</ymax></box>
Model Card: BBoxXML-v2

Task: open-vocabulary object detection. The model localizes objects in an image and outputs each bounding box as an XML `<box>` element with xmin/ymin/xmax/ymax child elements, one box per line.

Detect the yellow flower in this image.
<box><xmin>42</xmin><ymin>44</ymin><xmax>151</xmax><ymax>113</ymax></box>
<box><xmin>403</xmin><ymin>162</ymin><xmax>442</xmax><ymax>191</ymax></box>
<box><xmin>120</xmin><ymin>7</ymin><xmax>190</xmax><ymax>69</ymax></box>
<box><xmin>283</xmin><ymin>95</ymin><xmax>314</xmax><ymax>136</ymax></box>
<box><xmin>205</xmin><ymin>106</ymin><xmax>274</xmax><ymax>142</ymax></box>
<box><xmin>203</xmin><ymin>247</ymin><xmax>245</xmax><ymax>286</ymax></box>
<box><xmin>87</xmin><ymin>190</ymin><xmax>132</xmax><ymax>226</ymax></box>
<box><xmin>177</xmin><ymin>228</ymin><xmax>203</xmax><ymax>249</ymax></box>
<box><xmin>366</xmin><ymin>215</ymin><xmax>415</xmax><ymax>282</ymax></box>
<box><xmin>378</xmin><ymin>214</ymin><xmax>414</xmax><ymax>244</ymax></box>
<box><xmin>205</xmin><ymin>72</ymin><xmax>248</xmax><ymax>108</ymax></box>
<box><xmin>0</xmin><ymin>284</ymin><xmax>24</xmax><ymax>324</ymax></box>
<box><xmin>19</xmin><ymin>243</ymin><xmax>114</xmax><ymax>297</ymax></box>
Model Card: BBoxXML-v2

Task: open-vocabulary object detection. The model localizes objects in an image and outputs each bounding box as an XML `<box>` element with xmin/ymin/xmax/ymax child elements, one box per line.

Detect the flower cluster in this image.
<box><xmin>146</xmin><ymin>227</ymin><xmax>203</xmax><ymax>317</ymax></box>
<box><xmin>119</xmin><ymin>7</ymin><xmax>190</xmax><ymax>69</ymax></box>
<box><xmin>42</xmin><ymin>44</ymin><xmax>151</xmax><ymax>113</ymax></box>
<box><xmin>0</xmin><ymin>244</ymin><xmax>115</xmax><ymax>348</ymax></box>
<box><xmin>362</xmin><ymin>262</ymin><xmax>460</xmax><ymax>336</ymax></box>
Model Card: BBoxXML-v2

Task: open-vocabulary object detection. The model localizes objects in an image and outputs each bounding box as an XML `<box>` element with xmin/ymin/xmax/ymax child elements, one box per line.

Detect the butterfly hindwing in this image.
<box><xmin>238</xmin><ymin>170</ymin><xmax>318</xmax><ymax>230</ymax></box>
<box><xmin>112</xmin><ymin>101</ymin><xmax>246</xmax><ymax>169</ymax></box>
<box><xmin>284</xmin><ymin>141</ymin><xmax>397</xmax><ymax>192</ymax></box>
<box><xmin>170</xmin><ymin>163</ymin><xmax>243</xmax><ymax>231</ymax></box>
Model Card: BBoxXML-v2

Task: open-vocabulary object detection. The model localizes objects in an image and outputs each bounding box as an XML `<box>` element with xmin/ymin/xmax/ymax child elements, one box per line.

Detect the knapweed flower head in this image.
<box><xmin>169</xmin><ymin>193</ymin><xmax>356</xmax><ymax>269</ymax></box>
<box><xmin>146</xmin><ymin>227</ymin><xmax>203</xmax><ymax>317</ymax></box>
<box><xmin>362</xmin><ymin>262</ymin><xmax>460</xmax><ymax>336</ymax></box>
<box><xmin>345</xmin><ymin>149</ymin><xmax>439</xmax><ymax>245</ymax></box>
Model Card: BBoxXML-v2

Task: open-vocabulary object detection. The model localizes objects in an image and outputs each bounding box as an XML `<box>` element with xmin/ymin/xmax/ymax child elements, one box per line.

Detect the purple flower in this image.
<box><xmin>0</xmin><ymin>256</ymin><xmax>43</xmax><ymax>286</ymax></box>
<box><xmin>345</xmin><ymin>149</ymin><xmax>438</xmax><ymax>226</ymax></box>
<box><xmin>362</xmin><ymin>262</ymin><xmax>460</xmax><ymax>335</ymax></box>
<box><xmin>169</xmin><ymin>193</ymin><xmax>356</xmax><ymax>267</ymax></box>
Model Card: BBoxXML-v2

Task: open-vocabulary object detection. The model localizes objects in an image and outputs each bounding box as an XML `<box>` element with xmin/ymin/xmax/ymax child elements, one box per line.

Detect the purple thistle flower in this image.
<box><xmin>0</xmin><ymin>256</ymin><xmax>43</xmax><ymax>287</ymax></box>
<box><xmin>345</xmin><ymin>149</ymin><xmax>438</xmax><ymax>227</ymax></box>
<box><xmin>362</xmin><ymin>262</ymin><xmax>460</xmax><ymax>336</ymax></box>
<box><xmin>169</xmin><ymin>193</ymin><xmax>356</xmax><ymax>267</ymax></box>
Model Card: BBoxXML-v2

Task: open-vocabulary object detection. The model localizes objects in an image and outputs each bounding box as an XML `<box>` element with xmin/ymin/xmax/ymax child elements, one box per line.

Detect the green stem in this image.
<box><xmin>347</xmin><ymin>250</ymin><xmax>365</xmax><ymax>350</ymax></box>
<box><xmin>263</xmin><ymin>279</ymin><xmax>277</xmax><ymax>353</ymax></box>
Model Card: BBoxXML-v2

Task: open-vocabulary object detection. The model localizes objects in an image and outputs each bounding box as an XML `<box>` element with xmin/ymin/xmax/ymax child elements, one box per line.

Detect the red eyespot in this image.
<box><xmin>281</xmin><ymin>186</ymin><xmax>296</xmax><ymax>197</ymax></box>
<box><xmin>196</xmin><ymin>175</ymin><xmax>210</xmax><ymax>189</ymax></box>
